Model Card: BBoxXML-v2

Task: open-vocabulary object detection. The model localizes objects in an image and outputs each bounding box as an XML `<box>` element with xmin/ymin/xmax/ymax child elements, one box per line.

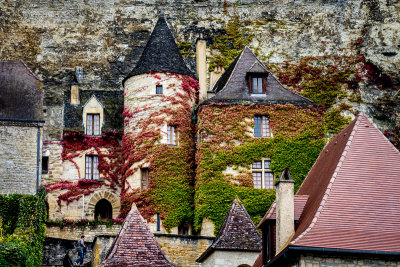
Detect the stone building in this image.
<box><xmin>0</xmin><ymin>60</ymin><xmax>44</xmax><ymax>195</ymax></box>
<box><xmin>254</xmin><ymin>113</ymin><xmax>400</xmax><ymax>267</ymax></box>
<box><xmin>197</xmin><ymin>198</ymin><xmax>262</xmax><ymax>267</ymax></box>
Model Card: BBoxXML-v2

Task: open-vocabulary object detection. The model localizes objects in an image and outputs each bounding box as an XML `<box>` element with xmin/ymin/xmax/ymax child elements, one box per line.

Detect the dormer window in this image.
<box><xmin>156</xmin><ymin>85</ymin><xmax>163</xmax><ymax>94</ymax></box>
<box><xmin>86</xmin><ymin>114</ymin><xmax>100</xmax><ymax>135</ymax></box>
<box><xmin>248</xmin><ymin>73</ymin><xmax>267</xmax><ymax>94</ymax></box>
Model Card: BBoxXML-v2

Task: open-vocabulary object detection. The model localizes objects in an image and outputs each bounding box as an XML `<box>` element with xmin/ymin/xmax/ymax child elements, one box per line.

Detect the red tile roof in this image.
<box><xmin>291</xmin><ymin>114</ymin><xmax>400</xmax><ymax>251</ymax></box>
<box><xmin>197</xmin><ymin>198</ymin><xmax>262</xmax><ymax>262</ymax></box>
<box><xmin>255</xmin><ymin>114</ymin><xmax>400</xmax><ymax>266</ymax></box>
<box><xmin>258</xmin><ymin>195</ymin><xmax>309</xmax><ymax>226</ymax></box>
<box><xmin>100</xmin><ymin>205</ymin><xmax>175</xmax><ymax>267</ymax></box>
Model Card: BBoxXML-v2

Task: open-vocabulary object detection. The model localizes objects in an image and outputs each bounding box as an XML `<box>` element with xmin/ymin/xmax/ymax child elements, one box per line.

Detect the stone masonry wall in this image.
<box><xmin>1</xmin><ymin>1</ymin><xmax>399</xmax><ymax>139</ymax></box>
<box><xmin>300</xmin><ymin>253</ymin><xmax>400</xmax><ymax>267</ymax></box>
<box><xmin>46</xmin><ymin>224</ymin><xmax>121</xmax><ymax>243</ymax></box>
<box><xmin>0</xmin><ymin>124</ymin><xmax>41</xmax><ymax>195</ymax></box>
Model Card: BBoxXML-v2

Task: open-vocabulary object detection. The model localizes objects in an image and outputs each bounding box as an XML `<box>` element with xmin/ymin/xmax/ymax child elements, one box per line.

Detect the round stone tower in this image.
<box><xmin>121</xmin><ymin>15</ymin><xmax>198</xmax><ymax>233</ymax></box>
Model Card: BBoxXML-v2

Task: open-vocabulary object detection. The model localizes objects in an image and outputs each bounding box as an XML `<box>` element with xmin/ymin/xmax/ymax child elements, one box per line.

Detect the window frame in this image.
<box><xmin>252</xmin><ymin>159</ymin><xmax>274</xmax><ymax>189</ymax></box>
<box><xmin>141</xmin><ymin>168</ymin><xmax>149</xmax><ymax>190</ymax></box>
<box><xmin>167</xmin><ymin>125</ymin><xmax>177</xmax><ymax>145</ymax></box>
<box><xmin>254</xmin><ymin>115</ymin><xmax>271</xmax><ymax>138</ymax></box>
<box><xmin>42</xmin><ymin>156</ymin><xmax>49</xmax><ymax>174</ymax></box>
<box><xmin>85</xmin><ymin>155</ymin><xmax>99</xmax><ymax>180</ymax></box>
<box><xmin>156</xmin><ymin>85</ymin><xmax>163</xmax><ymax>95</ymax></box>
<box><xmin>86</xmin><ymin>113</ymin><xmax>100</xmax><ymax>136</ymax></box>
<box><xmin>248</xmin><ymin>73</ymin><xmax>267</xmax><ymax>94</ymax></box>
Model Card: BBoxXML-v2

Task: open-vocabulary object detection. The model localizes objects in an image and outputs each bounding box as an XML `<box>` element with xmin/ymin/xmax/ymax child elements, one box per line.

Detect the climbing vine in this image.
<box><xmin>120</xmin><ymin>73</ymin><xmax>198</xmax><ymax>230</ymax></box>
<box><xmin>194</xmin><ymin>104</ymin><xmax>326</xmax><ymax>234</ymax></box>
<box><xmin>43</xmin><ymin>131</ymin><xmax>123</xmax><ymax>205</ymax></box>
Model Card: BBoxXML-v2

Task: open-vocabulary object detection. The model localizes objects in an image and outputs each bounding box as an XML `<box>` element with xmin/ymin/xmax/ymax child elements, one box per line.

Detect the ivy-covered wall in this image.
<box><xmin>194</xmin><ymin>104</ymin><xmax>326</xmax><ymax>234</ymax></box>
<box><xmin>0</xmin><ymin>190</ymin><xmax>47</xmax><ymax>267</ymax></box>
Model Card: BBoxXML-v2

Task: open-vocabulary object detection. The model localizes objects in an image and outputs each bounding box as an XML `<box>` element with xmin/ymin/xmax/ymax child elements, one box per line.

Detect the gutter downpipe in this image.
<box><xmin>36</xmin><ymin>121</ymin><xmax>42</xmax><ymax>195</ymax></box>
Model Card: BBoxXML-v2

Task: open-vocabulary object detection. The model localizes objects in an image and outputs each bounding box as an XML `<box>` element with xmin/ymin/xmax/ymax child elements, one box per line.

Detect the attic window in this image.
<box><xmin>249</xmin><ymin>74</ymin><xmax>267</xmax><ymax>94</ymax></box>
<box><xmin>86</xmin><ymin>114</ymin><xmax>100</xmax><ymax>135</ymax></box>
<box><xmin>156</xmin><ymin>85</ymin><xmax>163</xmax><ymax>94</ymax></box>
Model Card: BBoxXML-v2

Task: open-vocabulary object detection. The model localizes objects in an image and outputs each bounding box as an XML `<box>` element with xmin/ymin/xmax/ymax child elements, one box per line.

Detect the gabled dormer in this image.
<box><xmin>204</xmin><ymin>47</ymin><xmax>313</xmax><ymax>106</ymax></box>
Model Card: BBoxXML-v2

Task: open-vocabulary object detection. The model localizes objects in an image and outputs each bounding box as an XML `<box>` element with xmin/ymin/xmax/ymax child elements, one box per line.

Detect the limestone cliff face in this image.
<box><xmin>0</xmin><ymin>0</ymin><xmax>399</xmax><ymax>139</ymax></box>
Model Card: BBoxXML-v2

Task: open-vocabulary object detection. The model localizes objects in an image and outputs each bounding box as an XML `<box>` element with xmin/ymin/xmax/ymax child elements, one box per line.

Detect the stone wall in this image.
<box><xmin>91</xmin><ymin>235</ymin><xmax>116</xmax><ymax>267</ymax></box>
<box><xmin>0</xmin><ymin>123</ymin><xmax>41</xmax><ymax>195</ymax></box>
<box><xmin>42</xmin><ymin>237</ymin><xmax>93</xmax><ymax>267</ymax></box>
<box><xmin>201</xmin><ymin>250</ymin><xmax>259</xmax><ymax>267</ymax></box>
<box><xmin>300</xmin><ymin>253</ymin><xmax>400</xmax><ymax>267</ymax></box>
<box><xmin>1</xmin><ymin>0</ymin><xmax>399</xmax><ymax>139</ymax></box>
<box><xmin>46</xmin><ymin>224</ymin><xmax>121</xmax><ymax>243</ymax></box>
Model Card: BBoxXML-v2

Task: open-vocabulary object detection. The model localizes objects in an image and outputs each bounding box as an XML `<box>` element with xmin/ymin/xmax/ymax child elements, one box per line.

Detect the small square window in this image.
<box><xmin>141</xmin><ymin>168</ymin><xmax>149</xmax><ymax>190</ymax></box>
<box><xmin>86</xmin><ymin>155</ymin><xmax>99</xmax><ymax>180</ymax></box>
<box><xmin>156</xmin><ymin>85</ymin><xmax>163</xmax><ymax>94</ymax></box>
<box><xmin>254</xmin><ymin>116</ymin><xmax>271</xmax><ymax>138</ymax></box>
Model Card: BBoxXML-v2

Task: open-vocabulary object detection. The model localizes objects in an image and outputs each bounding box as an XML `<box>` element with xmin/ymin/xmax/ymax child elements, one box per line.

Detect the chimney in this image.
<box><xmin>275</xmin><ymin>168</ymin><xmax>295</xmax><ymax>254</ymax></box>
<box><xmin>70</xmin><ymin>77</ymin><xmax>79</xmax><ymax>105</ymax></box>
<box><xmin>196</xmin><ymin>36</ymin><xmax>207</xmax><ymax>102</ymax></box>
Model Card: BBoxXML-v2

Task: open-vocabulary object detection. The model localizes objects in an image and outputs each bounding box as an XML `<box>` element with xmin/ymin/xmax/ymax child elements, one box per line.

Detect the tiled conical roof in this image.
<box><xmin>197</xmin><ymin>198</ymin><xmax>262</xmax><ymax>262</ymax></box>
<box><xmin>100</xmin><ymin>205</ymin><xmax>175</xmax><ymax>267</ymax></box>
<box><xmin>205</xmin><ymin>47</ymin><xmax>313</xmax><ymax>105</ymax></box>
<box><xmin>123</xmin><ymin>16</ymin><xmax>194</xmax><ymax>85</ymax></box>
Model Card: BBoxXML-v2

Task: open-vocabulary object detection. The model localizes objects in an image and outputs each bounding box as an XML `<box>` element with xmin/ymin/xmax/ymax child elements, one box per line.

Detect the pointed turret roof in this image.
<box><xmin>255</xmin><ymin>113</ymin><xmax>400</xmax><ymax>266</ymax></box>
<box><xmin>123</xmin><ymin>16</ymin><xmax>194</xmax><ymax>84</ymax></box>
<box><xmin>100</xmin><ymin>205</ymin><xmax>175</xmax><ymax>267</ymax></box>
<box><xmin>205</xmin><ymin>47</ymin><xmax>312</xmax><ymax>105</ymax></box>
<box><xmin>197</xmin><ymin>198</ymin><xmax>262</xmax><ymax>262</ymax></box>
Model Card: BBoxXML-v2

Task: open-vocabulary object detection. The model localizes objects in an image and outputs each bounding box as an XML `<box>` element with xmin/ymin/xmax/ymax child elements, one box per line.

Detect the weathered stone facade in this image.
<box><xmin>0</xmin><ymin>123</ymin><xmax>42</xmax><ymax>195</ymax></box>
<box><xmin>45</xmin><ymin>224</ymin><xmax>121</xmax><ymax>243</ymax></box>
<box><xmin>201</xmin><ymin>250</ymin><xmax>259</xmax><ymax>267</ymax></box>
<box><xmin>300</xmin><ymin>254</ymin><xmax>400</xmax><ymax>267</ymax></box>
<box><xmin>1</xmin><ymin>0</ymin><xmax>399</xmax><ymax>139</ymax></box>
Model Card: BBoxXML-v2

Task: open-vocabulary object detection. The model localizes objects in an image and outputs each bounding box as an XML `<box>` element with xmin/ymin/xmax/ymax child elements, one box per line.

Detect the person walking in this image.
<box><xmin>75</xmin><ymin>235</ymin><xmax>85</xmax><ymax>266</ymax></box>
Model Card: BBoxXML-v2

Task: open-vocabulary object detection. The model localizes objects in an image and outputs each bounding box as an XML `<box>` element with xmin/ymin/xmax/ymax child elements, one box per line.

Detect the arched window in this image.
<box><xmin>94</xmin><ymin>199</ymin><xmax>113</xmax><ymax>220</ymax></box>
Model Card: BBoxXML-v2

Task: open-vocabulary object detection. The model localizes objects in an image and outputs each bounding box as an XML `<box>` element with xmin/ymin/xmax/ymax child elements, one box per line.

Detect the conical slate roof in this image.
<box><xmin>123</xmin><ymin>16</ymin><xmax>194</xmax><ymax>84</ymax></box>
<box><xmin>197</xmin><ymin>198</ymin><xmax>262</xmax><ymax>262</ymax></box>
<box><xmin>205</xmin><ymin>47</ymin><xmax>313</xmax><ymax>105</ymax></box>
<box><xmin>100</xmin><ymin>205</ymin><xmax>175</xmax><ymax>267</ymax></box>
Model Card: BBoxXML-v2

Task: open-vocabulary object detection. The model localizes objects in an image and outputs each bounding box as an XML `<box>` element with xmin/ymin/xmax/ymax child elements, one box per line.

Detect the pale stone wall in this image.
<box><xmin>91</xmin><ymin>235</ymin><xmax>116</xmax><ymax>267</ymax></box>
<box><xmin>300</xmin><ymin>254</ymin><xmax>400</xmax><ymax>267</ymax></box>
<box><xmin>46</xmin><ymin>224</ymin><xmax>121</xmax><ymax>242</ymax></box>
<box><xmin>123</xmin><ymin>72</ymin><xmax>196</xmax><ymax>190</ymax></box>
<box><xmin>200</xmin><ymin>250</ymin><xmax>259</xmax><ymax>267</ymax></box>
<box><xmin>0</xmin><ymin>124</ymin><xmax>41</xmax><ymax>195</ymax></box>
<box><xmin>275</xmin><ymin>180</ymin><xmax>294</xmax><ymax>254</ymax></box>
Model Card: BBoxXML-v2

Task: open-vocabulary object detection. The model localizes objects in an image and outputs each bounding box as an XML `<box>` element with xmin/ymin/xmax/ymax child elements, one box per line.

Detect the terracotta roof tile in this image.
<box><xmin>100</xmin><ymin>205</ymin><xmax>175</xmax><ymax>267</ymax></box>
<box><xmin>197</xmin><ymin>198</ymin><xmax>262</xmax><ymax>262</ymax></box>
<box><xmin>290</xmin><ymin>114</ymin><xmax>400</xmax><ymax>251</ymax></box>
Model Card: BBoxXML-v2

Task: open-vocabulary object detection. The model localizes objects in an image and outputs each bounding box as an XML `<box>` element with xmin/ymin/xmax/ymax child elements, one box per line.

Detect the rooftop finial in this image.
<box><xmin>159</xmin><ymin>10</ymin><xmax>164</xmax><ymax>16</ymax></box>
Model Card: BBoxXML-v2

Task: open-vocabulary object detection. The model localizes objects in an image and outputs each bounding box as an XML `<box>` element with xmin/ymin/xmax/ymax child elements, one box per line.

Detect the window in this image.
<box><xmin>42</xmin><ymin>156</ymin><xmax>49</xmax><ymax>174</ymax></box>
<box><xmin>85</xmin><ymin>155</ymin><xmax>99</xmax><ymax>180</ymax></box>
<box><xmin>141</xmin><ymin>168</ymin><xmax>149</xmax><ymax>190</ymax></box>
<box><xmin>86</xmin><ymin>114</ymin><xmax>100</xmax><ymax>135</ymax></box>
<box><xmin>249</xmin><ymin>75</ymin><xmax>266</xmax><ymax>94</ymax></box>
<box><xmin>252</xmin><ymin>159</ymin><xmax>274</xmax><ymax>189</ymax></box>
<box><xmin>167</xmin><ymin>125</ymin><xmax>177</xmax><ymax>145</ymax></box>
<box><xmin>156</xmin><ymin>214</ymin><xmax>161</xmax><ymax>231</ymax></box>
<box><xmin>254</xmin><ymin>116</ymin><xmax>270</xmax><ymax>137</ymax></box>
<box><xmin>156</xmin><ymin>85</ymin><xmax>163</xmax><ymax>94</ymax></box>
<box><xmin>94</xmin><ymin>199</ymin><xmax>113</xmax><ymax>220</ymax></box>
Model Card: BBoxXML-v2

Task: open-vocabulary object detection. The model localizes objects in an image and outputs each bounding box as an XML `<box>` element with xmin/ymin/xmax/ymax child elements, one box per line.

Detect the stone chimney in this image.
<box><xmin>275</xmin><ymin>168</ymin><xmax>295</xmax><ymax>254</ymax></box>
<box><xmin>70</xmin><ymin>77</ymin><xmax>79</xmax><ymax>105</ymax></box>
<box><xmin>196</xmin><ymin>36</ymin><xmax>207</xmax><ymax>102</ymax></box>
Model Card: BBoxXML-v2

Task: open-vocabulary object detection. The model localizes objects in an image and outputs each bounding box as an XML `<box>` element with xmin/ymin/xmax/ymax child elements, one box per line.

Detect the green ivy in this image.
<box><xmin>0</xmin><ymin>190</ymin><xmax>46</xmax><ymax>267</ymax></box>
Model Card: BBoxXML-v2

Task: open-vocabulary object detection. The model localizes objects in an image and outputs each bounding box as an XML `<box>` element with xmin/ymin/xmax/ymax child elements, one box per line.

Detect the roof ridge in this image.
<box><xmin>291</xmin><ymin>114</ymin><xmax>363</xmax><ymax>245</ymax></box>
<box><xmin>213</xmin><ymin>50</ymin><xmax>245</xmax><ymax>98</ymax></box>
